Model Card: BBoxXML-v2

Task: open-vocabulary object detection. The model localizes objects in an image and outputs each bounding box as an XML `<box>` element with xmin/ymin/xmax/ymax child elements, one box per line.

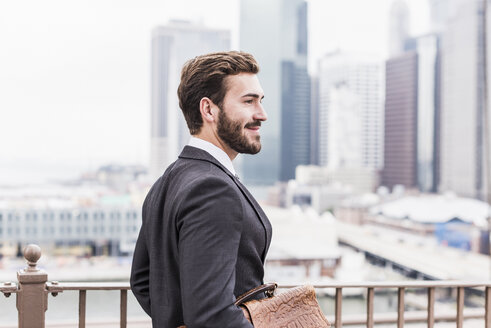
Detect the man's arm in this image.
<box><xmin>177</xmin><ymin>176</ymin><xmax>254</xmax><ymax>328</ymax></box>
<box><xmin>130</xmin><ymin>226</ymin><xmax>151</xmax><ymax>317</ymax></box>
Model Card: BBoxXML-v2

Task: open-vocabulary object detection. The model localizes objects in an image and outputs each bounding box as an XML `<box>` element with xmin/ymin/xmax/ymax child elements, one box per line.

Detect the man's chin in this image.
<box><xmin>233</xmin><ymin>142</ymin><xmax>261</xmax><ymax>155</ymax></box>
<box><xmin>244</xmin><ymin>143</ymin><xmax>261</xmax><ymax>154</ymax></box>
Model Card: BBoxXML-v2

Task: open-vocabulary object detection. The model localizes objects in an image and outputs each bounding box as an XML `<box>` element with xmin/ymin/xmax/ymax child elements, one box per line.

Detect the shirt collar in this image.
<box><xmin>188</xmin><ymin>137</ymin><xmax>236</xmax><ymax>176</ymax></box>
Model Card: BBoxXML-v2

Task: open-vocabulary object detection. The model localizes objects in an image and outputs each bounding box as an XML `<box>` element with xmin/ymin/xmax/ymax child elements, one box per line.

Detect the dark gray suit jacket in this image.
<box><xmin>130</xmin><ymin>146</ymin><xmax>272</xmax><ymax>327</ymax></box>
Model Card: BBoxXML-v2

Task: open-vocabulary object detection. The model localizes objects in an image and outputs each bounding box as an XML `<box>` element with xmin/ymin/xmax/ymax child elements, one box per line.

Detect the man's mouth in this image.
<box><xmin>245</xmin><ymin>122</ymin><xmax>261</xmax><ymax>130</ymax></box>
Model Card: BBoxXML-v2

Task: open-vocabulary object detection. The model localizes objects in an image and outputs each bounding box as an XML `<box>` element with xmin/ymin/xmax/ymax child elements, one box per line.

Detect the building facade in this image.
<box><xmin>439</xmin><ymin>0</ymin><xmax>488</xmax><ymax>199</ymax></box>
<box><xmin>382</xmin><ymin>52</ymin><xmax>419</xmax><ymax>190</ymax></box>
<box><xmin>383</xmin><ymin>33</ymin><xmax>441</xmax><ymax>192</ymax></box>
<box><xmin>0</xmin><ymin>204</ymin><xmax>141</xmax><ymax>256</ymax></box>
<box><xmin>388</xmin><ymin>0</ymin><xmax>410</xmax><ymax>57</ymax></box>
<box><xmin>317</xmin><ymin>52</ymin><xmax>384</xmax><ymax>172</ymax></box>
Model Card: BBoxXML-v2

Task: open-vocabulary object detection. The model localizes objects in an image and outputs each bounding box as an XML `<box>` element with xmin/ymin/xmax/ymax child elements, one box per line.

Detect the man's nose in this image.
<box><xmin>254</xmin><ymin>104</ymin><xmax>268</xmax><ymax>121</ymax></box>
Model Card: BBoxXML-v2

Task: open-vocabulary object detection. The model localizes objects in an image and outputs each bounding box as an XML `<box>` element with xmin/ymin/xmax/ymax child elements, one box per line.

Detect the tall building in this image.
<box><xmin>428</xmin><ymin>0</ymin><xmax>469</xmax><ymax>32</ymax></box>
<box><xmin>317</xmin><ymin>52</ymin><xmax>383</xmax><ymax>171</ymax></box>
<box><xmin>150</xmin><ymin>21</ymin><xmax>230</xmax><ymax>181</ymax></box>
<box><xmin>389</xmin><ymin>0</ymin><xmax>410</xmax><ymax>57</ymax></box>
<box><xmin>310</xmin><ymin>76</ymin><xmax>320</xmax><ymax>166</ymax></box>
<box><xmin>439</xmin><ymin>0</ymin><xmax>488</xmax><ymax>199</ymax></box>
<box><xmin>382</xmin><ymin>52</ymin><xmax>419</xmax><ymax>190</ymax></box>
<box><xmin>383</xmin><ymin>34</ymin><xmax>441</xmax><ymax>192</ymax></box>
<box><xmin>412</xmin><ymin>34</ymin><xmax>441</xmax><ymax>192</ymax></box>
<box><xmin>240</xmin><ymin>0</ymin><xmax>311</xmax><ymax>184</ymax></box>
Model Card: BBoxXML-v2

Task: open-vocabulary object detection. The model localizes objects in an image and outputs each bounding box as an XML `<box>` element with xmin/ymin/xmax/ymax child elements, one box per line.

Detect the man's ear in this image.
<box><xmin>199</xmin><ymin>97</ymin><xmax>218</xmax><ymax>123</ymax></box>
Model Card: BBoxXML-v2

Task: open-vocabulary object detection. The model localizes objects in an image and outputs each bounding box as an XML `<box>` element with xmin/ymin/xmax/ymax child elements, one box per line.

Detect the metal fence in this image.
<box><xmin>2</xmin><ymin>244</ymin><xmax>491</xmax><ymax>327</ymax></box>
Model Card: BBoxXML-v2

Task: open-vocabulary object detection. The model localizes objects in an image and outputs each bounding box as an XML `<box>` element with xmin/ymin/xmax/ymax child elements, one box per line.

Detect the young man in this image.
<box><xmin>130</xmin><ymin>51</ymin><xmax>272</xmax><ymax>327</ymax></box>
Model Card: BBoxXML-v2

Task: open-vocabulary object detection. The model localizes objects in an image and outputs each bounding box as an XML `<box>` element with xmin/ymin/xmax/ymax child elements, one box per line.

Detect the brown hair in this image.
<box><xmin>177</xmin><ymin>51</ymin><xmax>259</xmax><ymax>135</ymax></box>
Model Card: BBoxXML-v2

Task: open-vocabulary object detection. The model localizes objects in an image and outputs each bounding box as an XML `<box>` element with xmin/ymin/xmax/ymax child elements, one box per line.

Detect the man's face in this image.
<box><xmin>216</xmin><ymin>73</ymin><xmax>267</xmax><ymax>154</ymax></box>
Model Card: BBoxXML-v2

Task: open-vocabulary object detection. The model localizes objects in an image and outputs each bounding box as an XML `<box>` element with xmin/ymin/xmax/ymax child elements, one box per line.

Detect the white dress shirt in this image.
<box><xmin>188</xmin><ymin>137</ymin><xmax>237</xmax><ymax>176</ymax></box>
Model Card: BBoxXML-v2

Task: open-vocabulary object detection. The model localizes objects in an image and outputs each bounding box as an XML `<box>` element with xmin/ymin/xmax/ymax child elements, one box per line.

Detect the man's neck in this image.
<box><xmin>193</xmin><ymin>132</ymin><xmax>238</xmax><ymax>161</ymax></box>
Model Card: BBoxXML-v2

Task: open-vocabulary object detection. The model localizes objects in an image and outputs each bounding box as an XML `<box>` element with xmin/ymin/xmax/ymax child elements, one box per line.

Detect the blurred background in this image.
<box><xmin>1</xmin><ymin>0</ymin><xmax>491</xmax><ymax>326</ymax></box>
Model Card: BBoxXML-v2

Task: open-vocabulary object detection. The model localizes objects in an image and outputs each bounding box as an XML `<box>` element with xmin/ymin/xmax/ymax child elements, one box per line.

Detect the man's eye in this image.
<box><xmin>245</xmin><ymin>99</ymin><xmax>253</xmax><ymax>104</ymax></box>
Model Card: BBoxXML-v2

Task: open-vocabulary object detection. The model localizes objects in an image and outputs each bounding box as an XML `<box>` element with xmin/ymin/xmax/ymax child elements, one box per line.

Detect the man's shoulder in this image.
<box><xmin>152</xmin><ymin>155</ymin><xmax>234</xmax><ymax>192</ymax></box>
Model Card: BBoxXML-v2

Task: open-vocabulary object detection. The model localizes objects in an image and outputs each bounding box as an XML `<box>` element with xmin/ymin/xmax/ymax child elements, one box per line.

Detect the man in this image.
<box><xmin>130</xmin><ymin>51</ymin><xmax>272</xmax><ymax>327</ymax></box>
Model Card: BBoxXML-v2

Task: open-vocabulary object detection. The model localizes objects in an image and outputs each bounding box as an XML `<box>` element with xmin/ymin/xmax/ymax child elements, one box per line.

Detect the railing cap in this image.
<box><xmin>23</xmin><ymin>244</ymin><xmax>41</xmax><ymax>272</ymax></box>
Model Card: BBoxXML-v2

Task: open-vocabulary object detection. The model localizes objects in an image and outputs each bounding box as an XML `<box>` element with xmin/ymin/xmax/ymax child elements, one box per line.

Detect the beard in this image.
<box><xmin>217</xmin><ymin>107</ymin><xmax>262</xmax><ymax>154</ymax></box>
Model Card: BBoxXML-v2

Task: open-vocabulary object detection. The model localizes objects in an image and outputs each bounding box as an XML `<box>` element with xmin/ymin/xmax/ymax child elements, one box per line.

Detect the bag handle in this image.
<box><xmin>234</xmin><ymin>282</ymin><xmax>277</xmax><ymax>306</ymax></box>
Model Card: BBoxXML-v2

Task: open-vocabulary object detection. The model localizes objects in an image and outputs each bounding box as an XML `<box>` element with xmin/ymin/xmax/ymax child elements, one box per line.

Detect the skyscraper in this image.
<box><xmin>388</xmin><ymin>0</ymin><xmax>410</xmax><ymax>57</ymax></box>
<box><xmin>310</xmin><ymin>75</ymin><xmax>320</xmax><ymax>166</ymax></box>
<box><xmin>317</xmin><ymin>52</ymin><xmax>383</xmax><ymax>171</ymax></box>
<box><xmin>150</xmin><ymin>21</ymin><xmax>230</xmax><ymax>181</ymax></box>
<box><xmin>240</xmin><ymin>0</ymin><xmax>311</xmax><ymax>184</ymax></box>
<box><xmin>412</xmin><ymin>34</ymin><xmax>441</xmax><ymax>192</ymax></box>
<box><xmin>428</xmin><ymin>0</ymin><xmax>469</xmax><ymax>32</ymax></box>
<box><xmin>383</xmin><ymin>33</ymin><xmax>441</xmax><ymax>192</ymax></box>
<box><xmin>382</xmin><ymin>52</ymin><xmax>419</xmax><ymax>190</ymax></box>
<box><xmin>439</xmin><ymin>0</ymin><xmax>488</xmax><ymax>199</ymax></box>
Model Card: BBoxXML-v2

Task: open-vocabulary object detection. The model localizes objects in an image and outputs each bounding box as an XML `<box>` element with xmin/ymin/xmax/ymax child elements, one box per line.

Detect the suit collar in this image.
<box><xmin>179</xmin><ymin>145</ymin><xmax>235</xmax><ymax>178</ymax></box>
<box><xmin>187</xmin><ymin>137</ymin><xmax>236</xmax><ymax>175</ymax></box>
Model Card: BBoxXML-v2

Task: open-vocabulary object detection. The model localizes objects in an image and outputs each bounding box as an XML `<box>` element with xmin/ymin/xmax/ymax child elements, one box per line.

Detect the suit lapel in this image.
<box><xmin>231</xmin><ymin>177</ymin><xmax>271</xmax><ymax>261</ymax></box>
<box><xmin>179</xmin><ymin>146</ymin><xmax>270</xmax><ymax>261</ymax></box>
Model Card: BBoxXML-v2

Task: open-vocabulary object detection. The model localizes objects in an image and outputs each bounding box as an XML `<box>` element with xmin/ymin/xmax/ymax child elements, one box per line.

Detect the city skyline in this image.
<box><xmin>0</xmin><ymin>0</ymin><xmax>430</xmax><ymax>185</ymax></box>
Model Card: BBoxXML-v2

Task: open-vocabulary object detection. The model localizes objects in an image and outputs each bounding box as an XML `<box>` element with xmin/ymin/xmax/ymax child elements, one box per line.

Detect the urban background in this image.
<box><xmin>1</xmin><ymin>0</ymin><xmax>491</xmax><ymax>326</ymax></box>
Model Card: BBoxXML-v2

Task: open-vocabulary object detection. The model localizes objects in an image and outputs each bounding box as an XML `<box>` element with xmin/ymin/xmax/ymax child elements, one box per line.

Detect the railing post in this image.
<box><xmin>16</xmin><ymin>244</ymin><xmax>48</xmax><ymax>328</ymax></box>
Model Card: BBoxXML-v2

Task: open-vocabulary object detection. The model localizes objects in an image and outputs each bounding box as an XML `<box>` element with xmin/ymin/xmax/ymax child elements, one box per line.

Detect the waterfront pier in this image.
<box><xmin>337</xmin><ymin>221</ymin><xmax>491</xmax><ymax>281</ymax></box>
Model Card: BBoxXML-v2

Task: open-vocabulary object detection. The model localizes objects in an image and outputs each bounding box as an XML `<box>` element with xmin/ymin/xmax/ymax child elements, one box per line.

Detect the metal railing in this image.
<box><xmin>281</xmin><ymin>282</ymin><xmax>491</xmax><ymax>327</ymax></box>
<box><xmin>46</xmin><ymin>282</ymin><xmax>130</xmax><ymax>328</ymax></box>
<box><xmin>2</xmin><ymin>244</ymin><xmax>491</xmax><ymax>327</ymax></box>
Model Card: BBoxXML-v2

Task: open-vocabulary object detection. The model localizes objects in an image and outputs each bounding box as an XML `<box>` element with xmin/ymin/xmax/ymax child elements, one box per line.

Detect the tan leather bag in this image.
<box><xmin>179</xmin><ymin>283</ymin><xmax>330</xmax><ymax>327</ymax></box>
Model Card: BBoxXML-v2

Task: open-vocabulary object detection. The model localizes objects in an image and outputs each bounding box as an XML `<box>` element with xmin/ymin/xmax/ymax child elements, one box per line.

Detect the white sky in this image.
<box><xmin>0</xmin><ymin>0</ymin><xmax>429</xmax><ymax>185</ymax></box>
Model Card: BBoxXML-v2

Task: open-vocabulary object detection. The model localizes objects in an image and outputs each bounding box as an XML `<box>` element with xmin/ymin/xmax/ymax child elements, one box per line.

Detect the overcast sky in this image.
<box><xmin>0</xmin><ymin>0</ymin><xmax>429</xmax><ymax>185</ymax></box>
